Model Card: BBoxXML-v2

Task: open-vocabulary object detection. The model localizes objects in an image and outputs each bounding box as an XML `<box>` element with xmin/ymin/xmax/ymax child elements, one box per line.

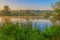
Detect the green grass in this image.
<box><xmin>0</xmin><ymin>23</ymin><xmax>60</xmax><ymax>40</ymax></box>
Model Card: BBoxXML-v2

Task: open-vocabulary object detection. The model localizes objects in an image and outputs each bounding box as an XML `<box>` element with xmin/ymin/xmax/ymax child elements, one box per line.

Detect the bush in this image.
<box><xmin>0</xmin><ymin>23</ymin><xmax>60</xmax><ymax>40</ymax></box>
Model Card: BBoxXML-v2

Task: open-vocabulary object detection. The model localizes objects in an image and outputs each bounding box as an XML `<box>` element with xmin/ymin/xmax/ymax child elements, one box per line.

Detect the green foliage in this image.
<box><xmin>0</xmin><ymin>23</ymin><xmax>60</xmax><ymax>40</ymax></box>
<box><xmin>43</xmin><ymin>25</ymin><xmax>60</xmax><ymax>40</ymax></box>
<box><xmin>52</xmin><ymin>1</ymin><xmax>60</xmax><ymax>14</ymax></box>
<box><xmin>2</xmin><ymin>5</ymin><xmax>11</xmax><ymax>16</ymax></box>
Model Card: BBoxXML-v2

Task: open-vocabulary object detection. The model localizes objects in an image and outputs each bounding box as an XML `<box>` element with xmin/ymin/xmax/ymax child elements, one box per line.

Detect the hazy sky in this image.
<box><xmin>0</xmin><ymin>0</ymin><xmax>58</xmax><ymax>10</ymax></box>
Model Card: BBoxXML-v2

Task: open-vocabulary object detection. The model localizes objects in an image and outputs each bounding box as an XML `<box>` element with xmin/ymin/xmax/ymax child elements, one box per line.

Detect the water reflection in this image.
<box><xmin>11</xmin><ymin>18</ymin><xmax>52</xmax><ymax>30</ymax></box>
<box><xmin>31</xmin><ymin>19</ymin><xmax>52</xmax><ymax>30</ymax></box>
<box><xmin>0</xmin><ymin>18</ymin><xmax>52</xmax><ymax>30</ymax></box>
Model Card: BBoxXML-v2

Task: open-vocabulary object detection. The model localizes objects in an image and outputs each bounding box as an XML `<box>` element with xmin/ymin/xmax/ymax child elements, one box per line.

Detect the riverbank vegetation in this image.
<box><xmin>0</xmin><ymin>23</ymin><xmax>60</xmax><ymax>40</ymax></box>
<box><xmin>0</xmin><ymin>16</ymin><xmax>60</xmax><ymax>40</ymax></box>
<box><xmin>0</xmin><ymin>0</ymin><xmax>60</xmax><ymax>40</ymax></box>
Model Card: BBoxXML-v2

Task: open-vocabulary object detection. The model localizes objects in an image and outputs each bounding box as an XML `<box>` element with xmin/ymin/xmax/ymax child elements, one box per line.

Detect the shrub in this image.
<box><xmin>0</xmin><ymin>23</ymin><xmax>60</xmax><ymax>40</ymax></box>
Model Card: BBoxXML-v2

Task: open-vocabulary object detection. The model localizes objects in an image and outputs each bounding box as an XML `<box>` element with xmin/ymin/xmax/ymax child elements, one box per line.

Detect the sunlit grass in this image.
<box><xmin>0</xmin><ymin>23</ymin><xmax>59</xmax><ymax>40</ymax></box>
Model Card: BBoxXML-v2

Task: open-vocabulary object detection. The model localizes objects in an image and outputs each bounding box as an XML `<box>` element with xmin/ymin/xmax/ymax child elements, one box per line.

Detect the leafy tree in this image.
<box><xmin>52</xmin><ymin>1</ymin><xmax>60</xmax><ymax>25</ymax></box>
<box><xmin>52</xmin><ymin>1</ymin><xmax>60</xmax><ymax>19</ymax></box>
<box><xmin>52</xmin><ymin>1</ymin><xmax>60</xmax><ymax>14</ymax></box>
<box><xmin>3</xmin><ymin>5</ymin><xmax>11</xmax><ymax>16</ymax></box>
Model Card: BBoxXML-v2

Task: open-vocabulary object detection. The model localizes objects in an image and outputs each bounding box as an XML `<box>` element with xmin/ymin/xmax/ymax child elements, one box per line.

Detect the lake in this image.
<box><xmin>0</xmin><ymin>18</ymin><xmax>52</xmax><ymax>30</ymax></box>
<box><xmin>11</xmin><ymin>18</ymin><xmax>52</xmax><ymax>29</ymax></box>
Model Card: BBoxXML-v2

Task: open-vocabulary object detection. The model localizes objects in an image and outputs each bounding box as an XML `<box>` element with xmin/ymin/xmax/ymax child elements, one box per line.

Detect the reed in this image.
<box><xmin>0</xmin><ymin>23</ymin><xmax>60</xmax><ymax>40</ymax></box>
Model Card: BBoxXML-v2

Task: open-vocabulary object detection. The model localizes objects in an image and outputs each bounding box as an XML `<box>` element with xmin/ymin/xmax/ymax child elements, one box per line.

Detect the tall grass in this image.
<box><xmin>0</xmin><ymin>17</ymin><xmax>60</xmax><ymax>40</ymax></box>
<box><xmin>0</xmin><ymin>23</ymin><xmax>60</xmax><ymax>40</ymax></box>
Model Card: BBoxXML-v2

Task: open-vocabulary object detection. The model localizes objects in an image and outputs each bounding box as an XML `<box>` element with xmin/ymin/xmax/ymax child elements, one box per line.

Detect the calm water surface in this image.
<box><xmin>0</xmin><ymin>18</ymin><xmax>52</xmax><ymax>30</ymax></box>
<box><xmin>11</xmin><ymin>18</ymin><xmax>52</xmax><ymax>29</ymax></box>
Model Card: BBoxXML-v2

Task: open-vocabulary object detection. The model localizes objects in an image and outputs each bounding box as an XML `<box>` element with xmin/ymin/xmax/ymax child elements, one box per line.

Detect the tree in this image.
<box><xmin>52</xmin><ymin>1</ymin><xmax>60</xmax><ymax>25</ymax></box>
<box><xmin>52</xmin><ymin>1</ymin><xmax>60</xmax><ymax>14</ymax></box>
<box><xmin>3</xmin><ymin>5</ymin><xmax>11</xmax><ymax>16</ymax></box>
<box><xmin>44</xmin><ymin>12</ymin><xmax>51</xmax><ymax>19</ymax></box>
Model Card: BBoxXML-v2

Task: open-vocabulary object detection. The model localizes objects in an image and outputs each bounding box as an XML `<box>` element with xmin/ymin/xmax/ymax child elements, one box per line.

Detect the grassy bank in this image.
<box><xmin>0</xmin><ymin>23</ymin><xmax>60</xmax><ymax>40</ymax></box>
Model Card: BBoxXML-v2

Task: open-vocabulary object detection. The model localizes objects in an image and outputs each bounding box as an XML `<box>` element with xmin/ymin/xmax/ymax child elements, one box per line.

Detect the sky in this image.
<box><xmin>0</xmin><ymin>0</ymin><xmax>59</xmax><ymax>10</ymax></box>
